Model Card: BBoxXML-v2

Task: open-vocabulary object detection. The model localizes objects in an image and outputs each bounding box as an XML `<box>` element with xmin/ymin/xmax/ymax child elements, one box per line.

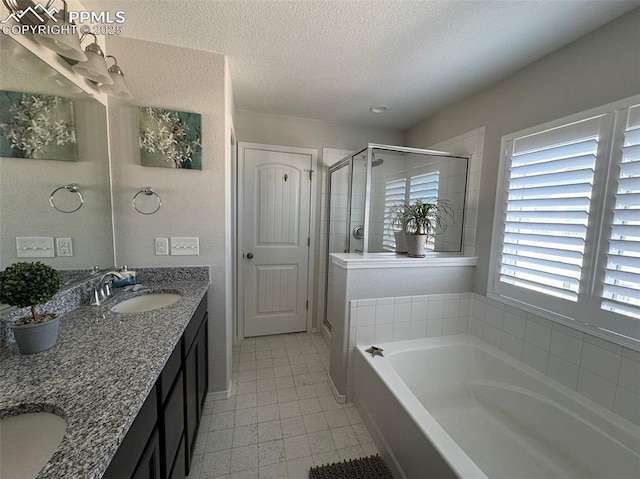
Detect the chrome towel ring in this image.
<box><xmin>49</xmin><ymin>184</ymin><xmax>84</xmax><ymax>213</ymax></box>
<box><xmin>132</xmin><ymin>187</ymin><xmax>162</xmax><ymax>215</ymax></box>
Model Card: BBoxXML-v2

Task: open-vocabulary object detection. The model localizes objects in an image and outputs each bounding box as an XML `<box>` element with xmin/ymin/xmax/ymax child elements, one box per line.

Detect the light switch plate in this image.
<box><xmin>56</xmin><ymin>238</ymin><xmax>73</xmax><ymax>257</ymax></box>
<box><xmin>155</xmin><ymin>238</ymin><xmax>169</xmax><ymax>256</ymax></box>
<box><xmin>170</xmin><ymin>237</ymin><xmax>199</xmax><ymax>256</ymax></box>
<box><xmin>16</xmin><ymin>237</ymin><xmax>55</xmax><ymax>258</ymax></box>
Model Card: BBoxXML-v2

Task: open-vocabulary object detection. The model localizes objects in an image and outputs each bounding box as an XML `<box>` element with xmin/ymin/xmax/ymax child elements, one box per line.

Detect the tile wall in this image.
<box><xmin>470</xmin><ymin>293</ymin><xmax>640</xmax><ymax>427</ymax></box>
<box><xmin>346</xmin><ymin>293</ymin><xmax>472</xmax><ymax>398</ymax></box>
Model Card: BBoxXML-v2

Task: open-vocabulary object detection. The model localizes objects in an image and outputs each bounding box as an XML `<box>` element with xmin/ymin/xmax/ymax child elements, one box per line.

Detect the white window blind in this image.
<box><xmin>410</xmin><ymin>172</ymin><xmax>440</xmax><ymax>250</ymax></box>
<box><xmin>409</xmin><ymin>172</ymin><xmax>440</xmax><ymax>203</ymax></box>
<box><xmin>491</xmin><ymin>95</ymin><xmax>640</xmax><ymax>345</ymax></box>
<box><xmin>499</xmin><ymin>118</ymin><xmax>600</xmax><ymax>301</ymax></box>
<box><xmin>602</xmin><ymin>106</ymin><xmax>640</xmax><ymax>320</ymax></box>
<box><xmin>383</xmin><ymin>178</ymin><xmax>406</xmax><ymax>251</ymax></box>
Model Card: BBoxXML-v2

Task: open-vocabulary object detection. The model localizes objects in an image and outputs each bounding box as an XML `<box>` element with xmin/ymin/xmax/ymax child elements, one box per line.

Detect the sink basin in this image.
<box><xmin>0</xmin><ymin>412</ymin><xmax>67</xmax><ymax>479</ymax></box>
<box><xmin>111</xmin><ymin>293</ymin><xmax>182</xmax><ymax>313</ymax></box>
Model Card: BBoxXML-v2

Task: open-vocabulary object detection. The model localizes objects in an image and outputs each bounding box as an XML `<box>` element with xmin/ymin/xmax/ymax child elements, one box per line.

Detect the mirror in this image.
<box><xmin>0</xmin><ymin>35</ymin><xmax>114</xmax><ymax>287</ymax></box>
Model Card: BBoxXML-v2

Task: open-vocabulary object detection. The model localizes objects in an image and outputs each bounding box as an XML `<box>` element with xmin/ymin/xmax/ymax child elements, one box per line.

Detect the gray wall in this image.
<box><xmin>405</xmin><ymin>9</ymin><xmax>640</xmax><ymax>295</ymax></box>
<box><xmin>105</xmin><ymin>36</ymin><xmax>232</xmax><ymax>394</ymax></box>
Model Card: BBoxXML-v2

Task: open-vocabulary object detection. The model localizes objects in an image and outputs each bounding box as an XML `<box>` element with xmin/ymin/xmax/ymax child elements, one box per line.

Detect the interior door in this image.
<box><xmin>242</xmin><ymin>145</ymin><xmax>312</xmax><ymax>336</ymax></box>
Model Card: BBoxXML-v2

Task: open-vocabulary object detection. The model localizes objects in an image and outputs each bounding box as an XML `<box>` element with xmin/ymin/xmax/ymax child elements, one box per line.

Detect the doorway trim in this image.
<box><xmin>237</xmin><ymin>142</ymin><xmax>318</xmax><ymax>341</ymax></box>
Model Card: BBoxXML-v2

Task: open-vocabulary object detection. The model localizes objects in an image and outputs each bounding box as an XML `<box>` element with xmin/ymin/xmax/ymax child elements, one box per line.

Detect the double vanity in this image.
<box><xmin>0</xmin><ymin>269</ymin><xmax>210</xmax><ymax>479</ymax></box>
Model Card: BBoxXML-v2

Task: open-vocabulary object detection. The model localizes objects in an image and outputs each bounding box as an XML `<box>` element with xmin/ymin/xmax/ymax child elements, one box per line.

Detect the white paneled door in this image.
<box><xmin>241</xmin><ymin>144</ymin><xmax>313</xmax><ymax>336</ymax></box>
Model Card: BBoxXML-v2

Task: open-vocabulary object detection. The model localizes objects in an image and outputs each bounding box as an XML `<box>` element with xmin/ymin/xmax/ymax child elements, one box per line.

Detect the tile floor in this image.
<box><xmin>186</xmin><ymin>332</ymin><xmax>378</xmax><ymax>479</ymax></box>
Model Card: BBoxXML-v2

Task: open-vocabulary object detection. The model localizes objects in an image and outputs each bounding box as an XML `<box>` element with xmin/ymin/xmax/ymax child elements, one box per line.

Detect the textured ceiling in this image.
<box><xmin>84</xmin><ymin>0</ymin><xmax>639</xmax><ymax>129</ymax></box>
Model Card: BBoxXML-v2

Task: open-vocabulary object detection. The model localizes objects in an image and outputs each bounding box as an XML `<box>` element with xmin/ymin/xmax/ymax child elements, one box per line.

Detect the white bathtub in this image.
<box><xmin>353</xmin><ymin>335</ymin><xmax>640</xmax><ymax>479</ymax></box>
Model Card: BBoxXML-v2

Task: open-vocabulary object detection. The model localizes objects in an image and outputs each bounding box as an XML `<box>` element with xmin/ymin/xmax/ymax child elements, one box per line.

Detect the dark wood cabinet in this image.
<box><xmin>132</xmin><ymin>429</ymin><xmax>161</xmax><ymax>479</ymax></box>
<box><xmin>184</xmin><ymin>311</ymin><xmax>208</xmax><ymax>474</ymax></box>
<box><xmin>104</xmin><ymin>293</ymin><xmax>208</xmax><ymax>479</ymax></box>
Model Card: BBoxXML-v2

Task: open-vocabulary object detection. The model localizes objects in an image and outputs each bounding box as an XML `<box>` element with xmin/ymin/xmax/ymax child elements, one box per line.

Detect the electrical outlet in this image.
<box><xmin>16</xmin><ymin>237</ymin><xmax>54</xmax><ymax>258</ymax></box>
<box><xmin>56</xmin><ymin>238</ymin><xmax>73</xmax><ymax>257</ymax></box>
<box><xmin>170</xmin><ymin>237</ymin><xmax>199</xmax><ymax>256</ymax></box>
<box><xmin>155</xmin><ymin>238</ymin><xmax>169</xmax><ymax>256</ymax></box>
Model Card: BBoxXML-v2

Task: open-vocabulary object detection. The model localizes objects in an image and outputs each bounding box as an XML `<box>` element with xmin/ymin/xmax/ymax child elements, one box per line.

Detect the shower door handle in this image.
<box><xmin>246</xmin><ymin>252</ymin><xmax>254</xmax><ymax>259</ymax></box>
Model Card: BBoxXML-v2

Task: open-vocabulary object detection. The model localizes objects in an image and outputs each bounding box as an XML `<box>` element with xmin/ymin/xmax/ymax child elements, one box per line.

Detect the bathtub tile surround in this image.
<box><xmin>186</xmin><ymin>332</ymin><xmax>378</xmax><ymax>479</ymax></box>
<box><xmin>346</xmin><ymin>293</ymin><xmax>471</xmax><ymax>398</ymax></box>
<box><xmin>470</xmin><ymin>293</ymin><xmax>640</xmax><ymax>426</ymax></box>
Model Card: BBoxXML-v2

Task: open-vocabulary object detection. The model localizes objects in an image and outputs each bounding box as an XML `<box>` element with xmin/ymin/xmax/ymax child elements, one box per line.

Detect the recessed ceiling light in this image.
<box><xmin>369</xmin><ymin>104</ymin><xmax>389</xmax><ymax>114</ymax></box>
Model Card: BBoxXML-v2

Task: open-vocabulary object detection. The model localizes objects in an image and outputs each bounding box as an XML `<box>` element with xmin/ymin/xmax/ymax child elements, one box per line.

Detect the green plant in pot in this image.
<box><xmin>402</xmin><ymin>199</ymin><xmax>453</xmax><ymax>257</ymax></box>
<box><xmin>0</xmin><ymin>261</ymin><xmax>61</xmax><ymax>354</ymax></box>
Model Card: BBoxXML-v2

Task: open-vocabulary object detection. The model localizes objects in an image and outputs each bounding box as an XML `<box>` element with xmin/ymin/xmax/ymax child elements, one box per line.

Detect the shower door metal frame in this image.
<box><xmin>324</xmin><ymin>156</ymin><xmax>354</xmax><ymax>329</ymax></box>
<box><xmin>361</xmin><ymin>144</ymin><xmax>470</xmax><ymax>255</ymax></box>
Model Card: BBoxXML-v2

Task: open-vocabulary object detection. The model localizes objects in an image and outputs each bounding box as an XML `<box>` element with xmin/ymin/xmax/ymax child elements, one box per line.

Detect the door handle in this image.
<box><xmin>246</xmin><ymin>252</ymin><xmax>254</xmax><ymax>259</ymax></box>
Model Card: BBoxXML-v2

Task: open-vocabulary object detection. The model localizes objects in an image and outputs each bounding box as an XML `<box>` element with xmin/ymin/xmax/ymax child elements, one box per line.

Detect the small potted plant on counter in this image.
<box><xmin>0</xmin><ymin>261</ymin><xmax>61</xmax><ymax>354</ymax></box>
<box><xmin>403</xmin><ymin>199</ymin><xmax>453</xmax><ymax>257</ymax></box>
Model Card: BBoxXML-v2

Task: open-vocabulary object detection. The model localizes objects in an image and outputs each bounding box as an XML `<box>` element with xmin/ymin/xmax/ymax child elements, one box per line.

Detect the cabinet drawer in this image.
<box><xmin>159</xmin><ymin>343</ymin><xmax>182</xmax><ymax>404</ymax></box>
<box><xmin>184</xmin><ymin>294</ymin><xmax>207</xmax><ymax>353</ymax></box>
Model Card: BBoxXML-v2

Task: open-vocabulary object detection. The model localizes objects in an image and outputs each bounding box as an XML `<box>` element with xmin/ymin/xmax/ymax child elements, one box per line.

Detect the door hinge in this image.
<box><xmin>306</xmin><ymin>300</ymin><xmax>309</xmax><ymax>309</ymax></box>
<box><xmin>309</xmin><ymin>170</ymin><xmax>313</xmax><ymax>180</ymax></box>
<box><xmin>307</xmin><ymin>237</ymin><xmax>310</xmax><ymax>247</ymax></box>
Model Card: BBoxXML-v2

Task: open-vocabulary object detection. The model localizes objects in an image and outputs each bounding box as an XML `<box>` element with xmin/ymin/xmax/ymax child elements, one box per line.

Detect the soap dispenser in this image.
<box><xmin>113</xmin><ymin>265</ymin><xmax>137</xmax><ymax>287</ymax></box>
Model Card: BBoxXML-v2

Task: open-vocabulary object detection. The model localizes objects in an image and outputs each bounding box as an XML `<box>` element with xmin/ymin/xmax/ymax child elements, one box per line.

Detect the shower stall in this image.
<box><xmin>324</xmin><ymin>144</ymin><xmax>470</xmax><ymax>327</ymax></box>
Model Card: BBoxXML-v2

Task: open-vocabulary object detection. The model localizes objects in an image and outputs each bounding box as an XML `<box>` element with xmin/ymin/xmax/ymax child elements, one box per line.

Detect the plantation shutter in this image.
<box><xmin>409</xmin><ymin>172</ymin><xmax>440</xmax><ymax>250</ymax></box>
<box><xmin>601</xmin><ymin>105</ymin><xmax>640</xmax><ymax>320</ymax></box>
<box><xmin>409</xmin><ymin>172</ymin><xmax>439</xmax><ymax>203</ymax></box>
<box><xmin>498</xmin><ymin>117</ymin><xmax>602</xmax><ymax>301</ymax></box>
<box><xmin>383</xmin><ymin>178</ymin><xmax>406</xmax><ymax>250</ymax></box>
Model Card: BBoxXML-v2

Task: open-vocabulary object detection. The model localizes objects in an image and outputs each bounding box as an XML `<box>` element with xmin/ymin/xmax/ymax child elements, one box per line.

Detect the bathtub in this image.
<box><xmin>353</xmin><ymin>335</ymin><xmax>640</xmax><ymax>479</ymax></box>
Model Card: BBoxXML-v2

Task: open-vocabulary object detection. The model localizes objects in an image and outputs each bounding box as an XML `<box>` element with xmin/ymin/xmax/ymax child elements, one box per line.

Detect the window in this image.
<box><xmin>382</xmin><ymin>172</ymin><xmax>440</xmax><ymax>251</ymax></box>
<box><xmin>383</xmin><ymin>178</ymin><xmax>406</xmax><ymax>251</ymax></box>
<box><xmin>491</xmin><ymin>96</ymin><xmax>640</xmax><ymax>344</ymax></box>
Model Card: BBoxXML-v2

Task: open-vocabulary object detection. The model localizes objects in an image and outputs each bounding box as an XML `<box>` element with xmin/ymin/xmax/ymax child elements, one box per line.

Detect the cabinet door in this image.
<box><xmin>132</xmin><ymin>428</ymin><xmax>161</xmax><ymax>479</ymax></box>
<box><xmin>184</xmin><ymin>341</ymin><xmax>198</xmax><ymax>474</ymax></box>
<box><xmin>197</xmin><ymin>316</ymin><xmax>209</xmax><ymax>411</ymax></box>
<box><xmin>161</xmin><ymin>371</ymin><xmax>184</xmax><ymax>478</ymax></box>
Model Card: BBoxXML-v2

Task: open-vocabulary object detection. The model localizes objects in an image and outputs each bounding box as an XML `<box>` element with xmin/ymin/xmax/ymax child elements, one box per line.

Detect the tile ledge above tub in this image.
<box><xmin>330</xmin><ymin>253</ymin><xmax>479</xmax><ymax>270</ymax></box>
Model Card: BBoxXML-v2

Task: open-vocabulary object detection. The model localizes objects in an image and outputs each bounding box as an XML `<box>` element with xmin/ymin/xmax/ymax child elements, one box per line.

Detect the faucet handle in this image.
<box><xmin>90</xmin><ymin>287</ymin><xmax>103</xmax><ymax>306</ymax></box>
<box><xmin>103</xmin><ymin>282</ymin><xmax>112</xmax><ymax>298</ymax></box>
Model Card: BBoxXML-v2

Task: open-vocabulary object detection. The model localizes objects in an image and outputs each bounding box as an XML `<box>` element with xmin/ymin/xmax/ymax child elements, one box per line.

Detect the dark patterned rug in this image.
<box><xmin>309</xmin><ymin>455</ymin><xmax>394</xmax><ymax>479</ymax></box>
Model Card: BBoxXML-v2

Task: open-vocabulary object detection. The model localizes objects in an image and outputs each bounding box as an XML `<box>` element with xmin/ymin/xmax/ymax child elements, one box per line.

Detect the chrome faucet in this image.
<box><xmin>91</xmin><ymin>271</ymin><xmax>125</xmax><ymax>306</ymax></box>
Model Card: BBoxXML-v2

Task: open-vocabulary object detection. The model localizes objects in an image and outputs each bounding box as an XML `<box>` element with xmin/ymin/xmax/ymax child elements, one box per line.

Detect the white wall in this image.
<box><xmin>405</xmin><ymin>8</ymin><xmax>640</xmax><ymax>295</ymax></box>
<box><xmin>234</xmin><ymin>110</ymin><xmax>403</xmax><ymax>331</ymax></box>
<box><xmin>105</xmin><ymin>37</ymin><xmax>232</xmax><ymax>394</ymax></box>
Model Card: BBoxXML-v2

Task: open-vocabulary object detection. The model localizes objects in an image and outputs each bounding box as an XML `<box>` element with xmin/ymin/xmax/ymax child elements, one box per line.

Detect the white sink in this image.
<box><xmin>111</xmin><ymin>293</ymin><xmax>182</xmax><ymax>313</ymax></box>
<box><xmin>0</xmin><ymin>412</ymin><xmax>67</xmax><ymax>479</ymax></box>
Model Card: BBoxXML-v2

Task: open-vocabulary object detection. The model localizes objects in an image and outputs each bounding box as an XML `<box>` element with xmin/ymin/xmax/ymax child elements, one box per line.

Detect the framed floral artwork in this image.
<box><xmin>0</xmin><ymin>91</ymin><xmax>77</xmax><ymax>161</ymax></box>
<box><xmin>139</xmin><ymin>106</ymin><xmax>202</xmax><ymax>169</ymax></box>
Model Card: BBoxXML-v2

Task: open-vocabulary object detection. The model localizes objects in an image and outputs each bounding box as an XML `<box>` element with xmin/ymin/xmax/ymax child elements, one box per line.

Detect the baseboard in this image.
<box><xmin>208</xmin><ymin>380</ymin><xmax>233</xmax><ymax>400</ymax></box>
<box><xmin>321</xmin><ymin>322</ymin><xmax>331</xmax><ymax>346</ymax></box>
<box><xmin>327</xmin><ymin>372</ymin><xmax>346</xmax><ymax>404</ymax></box>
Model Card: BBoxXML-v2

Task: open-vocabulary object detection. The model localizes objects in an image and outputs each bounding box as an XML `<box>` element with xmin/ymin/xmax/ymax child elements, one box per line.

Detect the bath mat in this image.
<box><xmin>309</xmin><ymin>454</ymin><xmax>394</xmax><ymax>479</ymax></box>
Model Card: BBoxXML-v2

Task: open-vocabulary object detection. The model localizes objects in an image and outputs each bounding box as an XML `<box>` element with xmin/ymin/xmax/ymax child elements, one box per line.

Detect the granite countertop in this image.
<box><xmin>0</xmin><ymin>279</ymin><xmax>209</xmax><ymax>479</ymax></box>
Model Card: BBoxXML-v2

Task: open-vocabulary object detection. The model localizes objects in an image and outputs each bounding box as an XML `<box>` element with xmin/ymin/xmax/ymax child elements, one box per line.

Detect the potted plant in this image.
<box><xmin>402</xmin><ymin>199</ymin><xmax>453</xmax><ymax>257</ymax></box>
<box><xmin>0</xmin><ymin>261</ymin><xmax>61</xmax><ymax>354</ymax></box>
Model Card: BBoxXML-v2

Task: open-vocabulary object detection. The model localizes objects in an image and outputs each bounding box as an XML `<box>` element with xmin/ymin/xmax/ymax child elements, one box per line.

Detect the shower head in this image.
<box><xmin>362</xmin><ymin>154</ymin><xmax>384</xmax><ymax>168</ymax></box>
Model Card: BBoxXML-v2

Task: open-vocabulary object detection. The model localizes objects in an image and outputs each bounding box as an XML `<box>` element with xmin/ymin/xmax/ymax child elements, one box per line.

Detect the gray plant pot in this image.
<box><xmin>394</xmin><ymin>231</ymin><xmax>408</xmax><ymax>254</ymax></box>
<box><xmin>9</xmin><ymin>317</ymin><xmax>59</xmax><ymax>354</ymax></box>
<box><xmin>406</xmin><ymin>234</ymin><xmax>427</xmax><ymax>257</ymax></box>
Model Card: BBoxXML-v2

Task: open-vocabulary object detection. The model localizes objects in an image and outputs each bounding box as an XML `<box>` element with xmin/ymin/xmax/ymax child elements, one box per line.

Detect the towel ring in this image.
<box><xmin>49</xmin><ymin>184</ymin><xmax>84</xmax><ymax>213</ymax></box>
<box><xmin>132</xmin><ymin>187</ymin><xmax>161</xmax><ymax>215</ymax></box>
